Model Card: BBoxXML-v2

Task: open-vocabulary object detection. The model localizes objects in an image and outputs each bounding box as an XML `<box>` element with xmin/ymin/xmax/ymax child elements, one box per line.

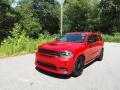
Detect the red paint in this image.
<box><xmin>35</xmin><ymin>32</ymin><xmax>104</xmax><ymax>75</ymax></box>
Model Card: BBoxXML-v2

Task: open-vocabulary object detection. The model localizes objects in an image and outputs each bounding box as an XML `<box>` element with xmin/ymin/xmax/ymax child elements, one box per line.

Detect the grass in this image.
<box><xmin>0</xmin><ymin>25</ymin><xmax>57</xmax><ymax>57</ymax></box>
<box><xmin>102</xmin><ymin>33</ymin><xmax>120</xmax><ymax>43</ymax></box>
<box><xmin>0</xmin><ymin>34</ymin><xmax>57</xmax><ymax>57</ymax></box>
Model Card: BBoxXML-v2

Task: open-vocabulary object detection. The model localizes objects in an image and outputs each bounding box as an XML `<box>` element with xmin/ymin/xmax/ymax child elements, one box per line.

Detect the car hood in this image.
<box><xmin>39</xmin><ymin>41</ymin><xmax>84</xmax><ymax>52</ymax></box>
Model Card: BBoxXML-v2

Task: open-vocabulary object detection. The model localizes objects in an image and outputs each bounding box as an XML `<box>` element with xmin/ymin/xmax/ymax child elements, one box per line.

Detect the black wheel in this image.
<box><xmin>72</xmin><ymin>56</ymin><xmax>85</xmax><ymax>77</ymax></box>
<box><xmin>97</xmin><ymin>48</ymin><xmax>104</xmax><ymax>61</ymax></box>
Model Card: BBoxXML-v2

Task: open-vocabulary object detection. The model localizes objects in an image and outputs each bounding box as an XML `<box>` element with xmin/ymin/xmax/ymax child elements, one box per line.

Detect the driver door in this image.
<box><xmin>86</xmin><ymin>35</ymin><xmax>96</xmax><ymax>63</ymax></box>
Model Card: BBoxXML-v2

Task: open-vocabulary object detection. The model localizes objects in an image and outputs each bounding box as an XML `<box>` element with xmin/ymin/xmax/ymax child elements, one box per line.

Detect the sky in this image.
<box><xmin>56</xmin><ymin>0</ymin><xmax>65</xmax><ymax>5</ymax></box>
<box><xmin>11</xmin><ymin>0</ymin><xmax>66</xmax><ymax>8</ymax></box>
<box><xmin>11</xmin><ymin>0</ymin><xmax>19</xmax><ymax>8</ymax></box>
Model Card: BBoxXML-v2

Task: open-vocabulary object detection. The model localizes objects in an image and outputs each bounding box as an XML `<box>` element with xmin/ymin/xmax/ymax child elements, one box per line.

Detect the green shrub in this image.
<box><xmin>102</xmin><ymin>33</ymin><xmax>120</xmax><ymax>43</ymax></box>
<box><xmin>0</xmin><ymin>24</ymin><xmax>57</xmax><ymax>57</ymax></box>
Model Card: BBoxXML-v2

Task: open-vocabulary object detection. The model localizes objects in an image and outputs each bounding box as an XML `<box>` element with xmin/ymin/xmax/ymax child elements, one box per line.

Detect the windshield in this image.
<box><xmin>58</xmin><ymin>34</ymin><xmax>86</xmax><ymax>43</ymax></box>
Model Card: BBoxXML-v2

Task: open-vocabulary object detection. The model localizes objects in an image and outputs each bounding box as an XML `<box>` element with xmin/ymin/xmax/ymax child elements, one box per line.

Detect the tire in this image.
<box><xmin>72</xmin><ymin>56</ymin><xmax>85</xmax><ymax>77</ymax></box>
<box><xmin>97</xmin><ymin>48</ymin><xmax>104</xmax><ymax>61</ymax></box>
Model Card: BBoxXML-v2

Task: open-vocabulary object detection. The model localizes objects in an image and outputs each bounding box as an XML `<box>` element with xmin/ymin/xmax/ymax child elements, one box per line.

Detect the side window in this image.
<box><xmin>88</xmin><ymin>35</ymin><xmax>98</xmax><ymax>44</ymax></box>
<box><xmin>94</xmin><ymin>35</ymin><xmax>99</xmax><ymax>42</ymax></box>
<box><xmin>88</xmin><ymin>35</ymin><xmax>94</xmax><ymax>44</ymax></box>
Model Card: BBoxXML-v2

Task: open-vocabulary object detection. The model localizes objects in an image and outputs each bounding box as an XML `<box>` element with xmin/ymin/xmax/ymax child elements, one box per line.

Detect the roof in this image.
<box><xmin>67</xmin><ymin>32</ymin><xmax>100</xmax><ymax>35</ymax></box>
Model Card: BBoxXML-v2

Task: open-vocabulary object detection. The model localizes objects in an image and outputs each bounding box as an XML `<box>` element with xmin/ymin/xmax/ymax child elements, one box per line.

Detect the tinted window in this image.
<box><xmin>94</xmin><ymin>35</ymin><xmax>99</xmax><ymax>41</ymax></box>
<box><xmin>88</xmin><ymin>35</ymin><xmax>98</xmax><ymax>43</ymax></box>
<box><xmin>58</xmin><ymin>34</ymin><xmax>86</xmax><ymax>43</ymax></box>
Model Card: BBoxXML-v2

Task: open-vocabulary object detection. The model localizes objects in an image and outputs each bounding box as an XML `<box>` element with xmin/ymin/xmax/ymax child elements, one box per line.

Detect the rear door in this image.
<box><xmin>95</xmin><ymin>34</ymin><xmax>104</xmax><ymax>56</ymax></box>
<box><xmin>90</xmin><ymin>35</ymin><xmax>100</xmax><ymax>59</ymax></box>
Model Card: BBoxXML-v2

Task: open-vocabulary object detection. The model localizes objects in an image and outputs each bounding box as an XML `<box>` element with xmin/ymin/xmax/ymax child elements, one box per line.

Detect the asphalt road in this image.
<box><xmin>0</xmin><ymin>43</ymin><xmax>120</xmax><ymax>90</ymax></box>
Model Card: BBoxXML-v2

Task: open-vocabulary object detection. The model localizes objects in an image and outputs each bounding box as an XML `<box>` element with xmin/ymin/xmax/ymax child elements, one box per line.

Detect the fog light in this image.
<box><xmin>59</xmin><ymin>67</ymin><xmax>68</xmax><ymax>74</ymax></box>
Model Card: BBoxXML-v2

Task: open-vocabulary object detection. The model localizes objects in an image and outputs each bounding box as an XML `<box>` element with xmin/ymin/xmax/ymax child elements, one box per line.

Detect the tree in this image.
<box><xmin>33</xmin><ymin>0</ymin><xmax>60</xmax><ymax>34</ymax></box>
<box><xmin>0</xmin><ymin>0</ymin><xmax>19</xmax><ymax>42</ymax></box>
<box><xmin>64</xmin><ymin>0</ymin><xmax>99</xmax><ymax>32</ymax></box>
<box><xmin>99</xmin><ymin>0</ymin><xmax>120</xmax><ymax>34</ymax></box>
<box><xmin>16</xmin><ymin>0</ymin><xmax>42</xmax><ymax>38</ymax></box>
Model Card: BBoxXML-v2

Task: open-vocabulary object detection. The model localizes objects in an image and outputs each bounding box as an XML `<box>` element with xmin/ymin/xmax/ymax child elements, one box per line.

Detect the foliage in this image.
<box><xmin>99</xmin><ymin>0</ymin><xmax>120</xmax><ymax>34</ymax></box>
<box><xmin>16</xmin><ymin>0</ymin><xmax>42</xmax><ymax>39</ymax></box>
<box><xmin>0</xmin><ymin>23</ymin><xmax>57</xmax><ymax>56</ymax></box>
<box><xmin>102</xmin><ymin>33</ymin><xmax>120</xmax><ymax>43</ymax></box>
<box><xmin>63</xmin><ymin>0</ymin><xmax>100</xmax><ymax>32</ymax></box>
<box><xmin>33</xmin><ymin>0</ymin><xmax>60</xmax><ymax>34</ymax></box>
<box><xmin>0</xmin><ymin>0</ymin><xmax>20</xmax><ymax>42</ymax></box>
<box><xmin>1</xmin><ymin>0</ymin><xmax>120</xmax><ymax>39</ymax></box>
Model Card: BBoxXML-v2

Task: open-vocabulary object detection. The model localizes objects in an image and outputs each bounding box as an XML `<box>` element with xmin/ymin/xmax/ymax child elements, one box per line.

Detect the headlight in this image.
<box><xmin>59</xmin><ymin>50</ymin><xmax>73</xmax><ymax>58</ymax></box>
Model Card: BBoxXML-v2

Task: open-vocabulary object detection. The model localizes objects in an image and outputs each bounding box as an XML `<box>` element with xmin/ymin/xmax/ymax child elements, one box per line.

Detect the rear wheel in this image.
<box><xmin>97</xmin><ymin>48</ymin><xmax>104</xmax><ymax>61</ymax></box>
<box><xmin>72</xmin><ymin>56</ymin><xmax>84</xmax><ymax>77</ymax></box>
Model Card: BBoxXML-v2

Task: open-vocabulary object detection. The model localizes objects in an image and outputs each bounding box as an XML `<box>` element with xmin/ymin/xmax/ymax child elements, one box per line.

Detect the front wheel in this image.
<box><xmin>72</xmin><ymin>56</ymin><xmax>85</xmax><ymax>77</ymax></box>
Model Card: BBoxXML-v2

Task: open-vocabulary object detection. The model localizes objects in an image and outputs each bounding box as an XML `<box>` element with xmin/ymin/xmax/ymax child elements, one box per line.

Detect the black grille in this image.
<box><xmin>38</xmin><ymin>48</ymin><xmax>60</xmax><ymax>56</ymax></box>
<box><xmin>37</xmin><ymin>61</ymin><xmax>57</xmax><ymax>70</ymax></box>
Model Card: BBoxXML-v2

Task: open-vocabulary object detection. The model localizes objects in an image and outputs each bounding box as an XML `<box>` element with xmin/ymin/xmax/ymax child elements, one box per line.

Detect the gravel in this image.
<box><xmin>0</xmin><ymin>43</ymin><xmax>120</xmax><ymax>90</ymax></box>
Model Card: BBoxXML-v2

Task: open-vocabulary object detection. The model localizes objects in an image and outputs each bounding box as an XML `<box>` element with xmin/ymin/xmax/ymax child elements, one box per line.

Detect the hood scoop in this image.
<box><xmin>49</xmin><ymin>43</ymin><xmax>58</xmax><ymax>46</ymax></box>
<box><xmin>49</xmin><ymin>42</ymin><xmax>64</xmax><ymax>46</ymax></box>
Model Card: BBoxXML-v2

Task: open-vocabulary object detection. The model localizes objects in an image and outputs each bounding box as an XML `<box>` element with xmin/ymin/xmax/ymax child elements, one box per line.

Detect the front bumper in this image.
<box><xmin>35</xmin><ymin>52</ymin><xmax>74</xmax><ymax>75</ymax></box>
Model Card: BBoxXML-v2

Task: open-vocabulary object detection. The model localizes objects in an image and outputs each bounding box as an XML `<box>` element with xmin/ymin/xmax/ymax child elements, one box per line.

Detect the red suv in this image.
<box><xmin>35</xmin><ymin>32</ymin><xmax>104</xmax><ymax>77</ymax></box>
